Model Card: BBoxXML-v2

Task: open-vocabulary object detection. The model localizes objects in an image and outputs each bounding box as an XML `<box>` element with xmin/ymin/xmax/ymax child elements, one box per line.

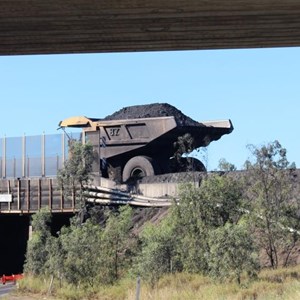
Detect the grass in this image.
<box><xmin>16</xmin><ymin>265</ymin><xmax>300</xmax><ymax>300</ymax></box>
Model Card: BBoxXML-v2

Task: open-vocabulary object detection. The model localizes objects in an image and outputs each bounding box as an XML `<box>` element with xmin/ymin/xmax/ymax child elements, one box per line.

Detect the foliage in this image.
<box><xmin>57</xmin><ymin>140</ymin><xmax>94</xmax><ymax>209</ymax></box>
<box><xmin>58</xmin><ymin>206</ymin><xmax>133</xmax><ymax>287</ymax></box>
<box><xmin>45</xmin><ymin>235</ymin><xmax>65</xmax><ymax>281</ymax></box>
<box><xmin>24</xmin><ymin>205</ymin><xmax>134</xmax><ymax>289</ymax></box>
<box><xmin>25</xmin><ymin>141</ymin><xmax>137</xmax><ymax>288</ymax></box>
<box><xmin>100</xmin><ymin>206</ymin><xmax>134</xmax><ymax>283</ymax></box>
<box><xmin>199</xmin><ymin>174</ymin><xmax>244</xmax><ymax>226</ymax></box>
<box><xmin>24</xmin><ymin>207</ymin><xmax>52</xmax><ymax>275</ymax></box>
<box><xmin>24</xmin><ymin>139</ymin><xmax>300</xmax><ymax>291</ymax></box>
<box><xmin>173</xmin><ymin>133</ymin><xmax>206</xmax><ymax>171</ymax></box>
<box><xmin>171</xmin><ymin>183</ymin><xmax>211</xmax><ymax>274</ymax></box>
<box><xmin>173</xmin><ymin>175</ymin><xmax>251</xmax><ymax>281</ymax></box>
<box><xmin>135</xmin><ymin>215</ymin><xmax>180</xmax><ymax>285</ymax></box>
<box><xmin>218</xmin><ymin>158</ymin><xmax>237</xmax><ymax>171</ymax></box>
<box><xmin>59</xmin><ymin>218</ymin><xmax>103</xmax><ymax>287</ymax></box>
<box><xmin>173</xmin><ymin>133</ymin><xmax>195</xmax><ymax>158</ymax></box>
<box><xmin>245</xmin><ymin>140</ymin><xmax>299</xmax><ymax>268</ymax></box>
<box><xmin>135</xmin><ymin>173</ymin><xmax>257</xmax><ymax>284</ymax></box>
<box><xmin>208</xmin><ymin>222</ymin><xmax>259</xmax><ymax>284</ymax></box>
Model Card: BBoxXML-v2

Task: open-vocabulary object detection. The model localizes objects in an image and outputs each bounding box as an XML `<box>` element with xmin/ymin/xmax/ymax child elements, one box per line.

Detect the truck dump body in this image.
<box><xmin>59</xmin><ymin>103</ymin><xmax>233</xmax><ymax>182</ymax></box>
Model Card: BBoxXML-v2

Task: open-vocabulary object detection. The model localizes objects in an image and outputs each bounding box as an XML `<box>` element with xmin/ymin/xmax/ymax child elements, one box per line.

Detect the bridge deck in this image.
<box><xmin>0</xmin><ymin>178</ymin><xmax>76</xmax><ymax>214</ymax></box>
<box><xmin>0</xmin><ymin>176</ymin><xmax>179</xmax><ymax>213</ymax></box>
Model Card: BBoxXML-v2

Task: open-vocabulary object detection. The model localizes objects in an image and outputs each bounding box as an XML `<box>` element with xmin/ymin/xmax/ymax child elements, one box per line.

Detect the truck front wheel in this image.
<box><xmin>122</xmin><ymin>156</ymin><xmax>158</xmax><ymax>182</ymax></box>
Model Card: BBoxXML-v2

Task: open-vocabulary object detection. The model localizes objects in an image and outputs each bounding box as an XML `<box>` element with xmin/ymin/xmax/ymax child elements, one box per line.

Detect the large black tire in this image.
<box><xmin>170</xmin><ymin>157</ymin><xmax>206</xmax><ymax>172</ymax></box>
<box><xmin>188</xmin><ymin>157</ymin><xmax>206</xmax><ymax>172</ymax></box>
<box><xmin>122</xmin><ymin>156</ymin><xmax>158</xmax><ymax>182</ymax></box>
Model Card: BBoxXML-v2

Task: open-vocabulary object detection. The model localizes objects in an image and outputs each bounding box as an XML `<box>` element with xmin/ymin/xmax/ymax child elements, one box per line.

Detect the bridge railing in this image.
<box><xmin>0</xmin><ymin>177</ymin><xmax>78</xmax><ymax>213</ymax></box>
<box><xmin>0</xmin><ymin>132</ymin><xmax>81</xmax><ymax>179</ymax></box>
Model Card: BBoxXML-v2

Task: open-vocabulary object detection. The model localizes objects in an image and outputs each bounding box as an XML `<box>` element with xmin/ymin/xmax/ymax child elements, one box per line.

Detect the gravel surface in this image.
<box><xmin>104</xmin><ymin>103</ymin><xmax>200</xmax><ymax>126</ymax></box>
<box><xmin>138</xmin><ymin>171</ymin><xmax>206</xmax><ymax>183</ymax></box>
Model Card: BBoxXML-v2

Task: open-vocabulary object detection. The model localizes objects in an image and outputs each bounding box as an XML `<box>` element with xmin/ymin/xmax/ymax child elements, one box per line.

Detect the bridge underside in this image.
<box><xmin>0</xmin><ymin>213</ymin><xmax>72</xmax><ymax>275</ymax></box>
<box><xmin>1</xmin><ymin>0</ymin><xmax>300</xmax><ymax>55</ymax></box>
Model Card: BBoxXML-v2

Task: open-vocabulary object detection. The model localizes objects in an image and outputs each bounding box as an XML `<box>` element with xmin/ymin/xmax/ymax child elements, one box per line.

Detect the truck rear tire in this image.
<box><xmin>122</xmin><ymin>156</ymin><xmax>158</xmax><ymax>182</ymax></box>
<box><xmin>170</xmin><ymin>157</ymin><xmax>206</xmax><ymax>172</ymax></box>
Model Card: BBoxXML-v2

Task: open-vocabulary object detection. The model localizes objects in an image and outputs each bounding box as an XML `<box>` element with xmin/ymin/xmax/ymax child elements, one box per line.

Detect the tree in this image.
<box><xmin>173</xmin><ymin>133</ymin><xmax>206</xmax><ymax>172</ymax></box>
<box><xmin>136</xmin><ymin>173</ymin><xmax>258</xmax><ymax>284</ymax></box>
<box><xmin>173</xmin><ymin>174</ymin><xmax>245</xmax><ymax>274</ymax></box>
<box><xmin>208</xmin><ymin>222</ymin><xmax>259</xmax><ymax>284</ymax></box>
<box><xmin>199</xmin><ymin>174</ymin><xmax>244</xmax><ymax>226</ymax></box>
<box><xmin>171</xmin><ymin>183</ymin><xmax>211</xmax><ymax>273</ymax></box>
<box><xmin>48</xmin><ymin>206</ymin><xmax>135</xmax><ymax>287</ymax></box>
<box><xmin>59</xmin><ymin>218</ymin><xmax>103</xmax><ymax>287</ymax></box>
<box><xmin>174</xmin><ymin>174</ymin><xmax>260</xmax><ymax>283</ymax></box>
<box><xmin>135</xmin><ymin>214</ymin><xmax>180</xmax><ymax>285</ymax></box>
<box><xmin>24</xmin><ymin>208</ymin><xmax>52</xmax><ymax>275</ymax></box>
<box><xmin>100</xmin><ymin>206</ymin><xmax>134</xmax><ymax>284</ymax></box>
<box><xmin>45</xmin><ymin>235</ymin><xmax>65</xmax><ymax>284</ymax></box>
<box><xmin>245</xmin><ymin>140</ymin><xmax>298</xmax><ymax>268</ymax></box>
<box><xmin>57</xmin><ymin>140</ymin><xmax>94</xmax><ymax>212</ymax></box>
<box><xmin>26</xmin><ymin>142</ymin><xmax>137</xmax><ymax>287</ymax></box>
<box><xmin>173</xmin><ymin>133</ymin><xmax>195</xmax><ymax>161</ymax></box>
<box><xmin>218</xmin><ymin>158</ymin><xmax>237</xmax><ymax>172</ymax></box>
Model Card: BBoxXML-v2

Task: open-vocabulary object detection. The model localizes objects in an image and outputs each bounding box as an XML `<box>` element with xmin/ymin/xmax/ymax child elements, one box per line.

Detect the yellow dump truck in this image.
<box><xmin>59</xmin><ymin>114</ymin><xmax>233</xmax><ymax>182</ymax></box>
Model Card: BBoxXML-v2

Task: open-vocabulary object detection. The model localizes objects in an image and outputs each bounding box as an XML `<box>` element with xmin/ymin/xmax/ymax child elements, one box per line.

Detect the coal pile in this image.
<box><xmin>104</xmin><ymin>103</ymin><xmax>200</xmax><ymax>127</ymax></box>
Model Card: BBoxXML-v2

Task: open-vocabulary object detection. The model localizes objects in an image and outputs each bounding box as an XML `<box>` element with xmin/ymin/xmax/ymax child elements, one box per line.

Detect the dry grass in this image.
<box><xmin>16</xmin><ymin>266</ymin><xmax>300</xmax><ymax>300</ymax></box>
<box><xmin>125</xmin><ymin>271</ymin><xmax>300</xmax><ymax>300</ymax></box>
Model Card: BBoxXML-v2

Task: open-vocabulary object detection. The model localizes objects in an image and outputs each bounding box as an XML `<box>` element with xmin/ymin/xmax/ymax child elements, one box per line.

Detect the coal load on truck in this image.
<box><xmin>58</xmin><ymin>103</ymin><xmax>233</xmax><ymax>183</ymax></box>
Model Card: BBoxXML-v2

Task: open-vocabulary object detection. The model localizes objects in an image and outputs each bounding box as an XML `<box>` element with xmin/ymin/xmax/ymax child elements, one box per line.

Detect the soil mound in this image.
<box><xmin>104</xmin><ymin>103</ymin><xmax>200</xmax><ymax>126</ymax></box>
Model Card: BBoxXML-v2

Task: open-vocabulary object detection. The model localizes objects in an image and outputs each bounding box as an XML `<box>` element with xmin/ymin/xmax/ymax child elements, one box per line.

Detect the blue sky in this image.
<box><xmin>0</xmin><ymin>47</ymin><xmax>299</xmax><ymax>170</ymax></box>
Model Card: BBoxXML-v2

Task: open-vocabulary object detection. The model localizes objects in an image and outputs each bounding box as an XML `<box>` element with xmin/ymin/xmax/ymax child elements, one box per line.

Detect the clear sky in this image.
<box><xmin>0</xmin><ymin>47</ymin><xmax>299</xmax><ymax>170</ymax></box>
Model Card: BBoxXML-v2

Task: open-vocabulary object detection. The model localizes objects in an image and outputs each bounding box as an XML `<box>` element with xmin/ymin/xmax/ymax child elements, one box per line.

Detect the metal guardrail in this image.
<box><xmin>1</xmin><ymin>274</ymin><xmax>23</xmax><ymax>285</ymax></box>
<box><xmin>85</xmin><ymin>185</ymin><xmax>174</xmax><ymax>207</ymax></box>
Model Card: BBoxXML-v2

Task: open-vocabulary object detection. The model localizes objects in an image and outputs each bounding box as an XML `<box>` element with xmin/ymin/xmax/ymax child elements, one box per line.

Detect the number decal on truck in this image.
<box><xmin>110</xmin><ymin>128</ymin><xmax>120</xmax><ymax>136</ymax></box>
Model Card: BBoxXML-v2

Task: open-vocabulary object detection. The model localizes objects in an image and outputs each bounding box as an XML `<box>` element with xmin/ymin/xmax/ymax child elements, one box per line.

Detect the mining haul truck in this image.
<box><xmin>59</xmin><ymin>110</ymin><xmax>233</xmax><ymax>183</ymax></box>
